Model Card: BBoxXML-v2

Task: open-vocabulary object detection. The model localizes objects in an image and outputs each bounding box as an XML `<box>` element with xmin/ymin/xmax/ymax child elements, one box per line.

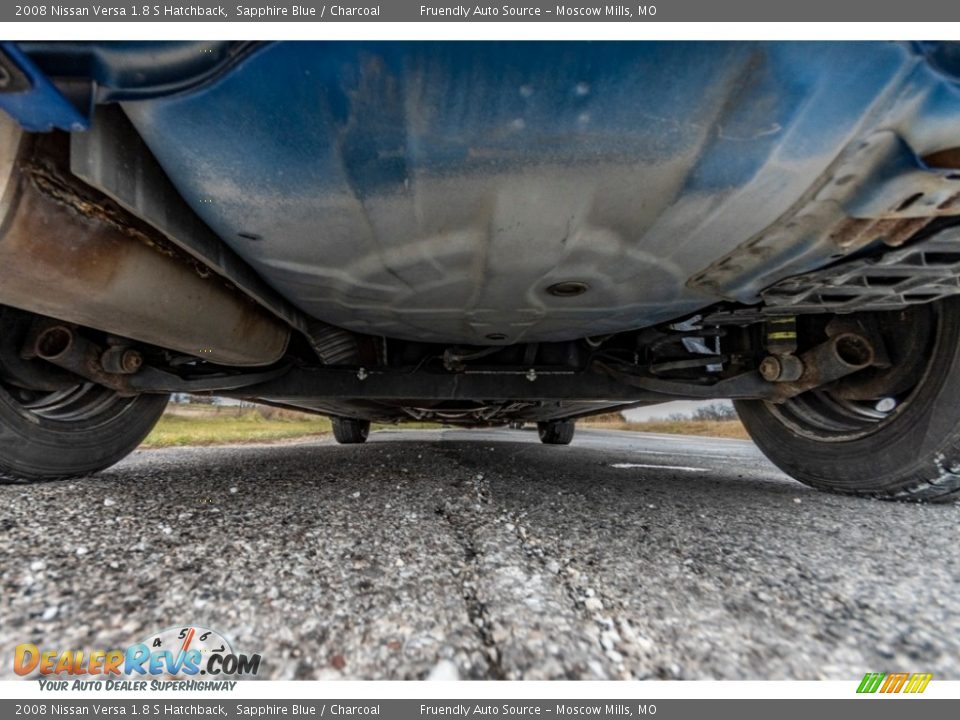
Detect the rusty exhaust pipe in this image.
<box><xmin>772</xmin><ymin>332</ymin><xmax>876</xmax><ymax>400</ymax></box>
<box><xmin>31</xmin><ymin>324</ymin><xmax>131</xmax><ymax>393</ymax></box>
<box><xmin>0</xmin><ymin>115</ymin><xmax>289</xmax><ymax>367</ymax></box>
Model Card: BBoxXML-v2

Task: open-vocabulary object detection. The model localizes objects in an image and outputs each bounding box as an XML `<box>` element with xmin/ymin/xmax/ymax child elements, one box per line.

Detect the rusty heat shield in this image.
<box><xmin>0</xmin><ymin>114</ymin><xmax>290</xmax><ymax>367</ymax></box>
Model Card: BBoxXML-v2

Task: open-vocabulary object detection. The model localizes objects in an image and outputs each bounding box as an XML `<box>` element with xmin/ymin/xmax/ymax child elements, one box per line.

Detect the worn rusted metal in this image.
<box><xmin>827</xmin><ymin>216</ymin><xmax>932</xmax><ymax>251</ymax></box>
<box><xmin>759</xmin><ymin>354</ymin><xmax>804</xmax><ymax>382</ymax></box>
<box><xmin>100</xmin><ymin>345</ymin><xmax>142</xmax><ymax>374</ymax></box>
<box><xmin>30</xmin><ymin>324</ymin><xmax>292</xmax><ymax>395</ymax></box>
<box><xmin>689</xmin><ymin>131</ymin><xmax>960</xmax><ymax>303</ymax></box>
<box><xmin>32</xmin><ymin>325</ymin><xmax>135</xmax><ymax>395</ymax></box>
<box><xmin>592</xmin><ymin>332</ymin><xmax>875</xmax><ymax>403</ymax></box>
<box><xmin>0</xmin><ymin>114</ymin><xmax>290</xmax><ymax>367</ymax></box>
<box><xmin>768</xmin><ymin>332</ymin><xmax>875</xmax><ymax>401</ymax></box>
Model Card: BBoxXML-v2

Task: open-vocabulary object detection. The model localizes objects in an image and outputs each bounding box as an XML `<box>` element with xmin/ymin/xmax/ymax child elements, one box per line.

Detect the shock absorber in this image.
<box><xmin>759</xmin><ymin>316</ymin><xmax>804</xmax><ymax>382</ymax></box>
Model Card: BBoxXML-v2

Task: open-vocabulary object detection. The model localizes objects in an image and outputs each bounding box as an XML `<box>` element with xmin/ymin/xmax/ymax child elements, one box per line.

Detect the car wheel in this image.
<box><xmin>735</xmin><ymin>300</ymin><xmax>960</xmax><ymax>501</ymax></box>
<box><xmin>331</xmin><ymin>417</ymin><xmax>370</xmax><ymax>444</ymax></box>
<box><xmin>537</xmin><ymin>419</ymin><xmax>575</xmax><ymax>445</ymax></box>
<box><xmin>0</xmin><ymin>379</ymin><xmax>168</xmax><ymax>483</ymax></box>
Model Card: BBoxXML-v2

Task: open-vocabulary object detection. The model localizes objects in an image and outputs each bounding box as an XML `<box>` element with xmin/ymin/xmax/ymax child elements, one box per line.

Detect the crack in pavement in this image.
<box><xmin>434</xmin><ymin>499</ymin><xmax>507</xmax><ymax>680</ymax></box>
<box><xmin>434</xmin><ymin>445</ymin><xmax>618</xmax><ymax>679</ymax></box>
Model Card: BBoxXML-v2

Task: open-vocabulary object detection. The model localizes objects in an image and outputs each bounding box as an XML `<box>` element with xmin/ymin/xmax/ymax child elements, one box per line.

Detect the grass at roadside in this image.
<box><xmin>143</xmin><ymin>404</ymin><xmax>750</xmax><ymax>448</ymax></box>
<box><xmin>580</xmin><ymin>416</ymin><xmax>750</xmax><ymax>440</ymax></box>
<box><xmin>142</xmin><ymin>405</ymin><xmax>443</xmax><ymax>448</ymax></box>
<box><xmin>141</xmin><ymin>406</ymin><xmax>332</xmax><ymax>448</ymax></box>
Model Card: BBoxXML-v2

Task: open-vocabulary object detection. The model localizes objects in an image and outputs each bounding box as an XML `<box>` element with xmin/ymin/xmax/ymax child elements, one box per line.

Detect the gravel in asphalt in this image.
<box><xmin>1</xmin><ymin>428</ymin><xmax>958</xmax><ymax>680</ymax></box>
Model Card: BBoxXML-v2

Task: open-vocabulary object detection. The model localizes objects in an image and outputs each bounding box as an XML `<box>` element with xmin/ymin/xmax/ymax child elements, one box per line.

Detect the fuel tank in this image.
<box><xmin>106</xmin><ymin>42</ymin><xmax>960</xmax><ymax>344</ymax></box>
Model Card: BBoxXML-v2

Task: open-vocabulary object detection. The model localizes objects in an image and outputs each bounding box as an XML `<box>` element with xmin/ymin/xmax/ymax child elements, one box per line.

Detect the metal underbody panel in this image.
<box><xmin>83</xmin><ymin>41</ymin><xmax>960</xmax><ymax>346</ymax></box>
<box><xmin>6</xmin><ymin>42</ymin><xmax>960</xmax><ymax>424</ymax></box>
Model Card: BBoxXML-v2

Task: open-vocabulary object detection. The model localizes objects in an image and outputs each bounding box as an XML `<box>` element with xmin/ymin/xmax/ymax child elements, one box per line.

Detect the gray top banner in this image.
<box><xmin>3</xmin><ymin>1</ymin><xmax>960</xmax><ymax>22</ymax></box>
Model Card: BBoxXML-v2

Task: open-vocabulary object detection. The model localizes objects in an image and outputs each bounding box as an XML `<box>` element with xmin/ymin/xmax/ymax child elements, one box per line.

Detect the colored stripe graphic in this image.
<box><xmin>881</xmin><ymin>672</ymin><xmax>909</xmax><ymax>693</ymax></box>
<box><xmin>857</xmin><ymin>672</ymin><xmax>932</xmax><ymax>694</ymax></box>
<box><xmin>904</xmin><ymin>674</ymin><xmax>933</xmax><ymax>694</ymax></box>
<box><xmin>857</xmin><ymin>673</ymin><xmax>886</xmax><ymax>693</ymax></box>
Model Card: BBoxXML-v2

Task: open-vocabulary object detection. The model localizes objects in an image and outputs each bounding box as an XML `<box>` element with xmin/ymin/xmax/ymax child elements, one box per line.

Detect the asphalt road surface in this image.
<box><xmin>2</xmin><ymin>428</ymin><xmax>958</xmax><ymax>680</ymax></box>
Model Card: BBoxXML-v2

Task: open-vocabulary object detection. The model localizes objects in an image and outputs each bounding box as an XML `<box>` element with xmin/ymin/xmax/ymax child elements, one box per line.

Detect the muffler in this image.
<box><xmin>0</xmin><ymin>115</ymin><xmax>289</xmax><ymax>367</ymax></box>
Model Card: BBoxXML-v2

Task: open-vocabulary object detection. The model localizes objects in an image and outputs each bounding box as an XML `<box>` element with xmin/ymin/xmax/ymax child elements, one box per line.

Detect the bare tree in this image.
<box><xmin>692</xmin><ymin>402</ymin><xmax>738</xmax><ymax>422</ymax></box>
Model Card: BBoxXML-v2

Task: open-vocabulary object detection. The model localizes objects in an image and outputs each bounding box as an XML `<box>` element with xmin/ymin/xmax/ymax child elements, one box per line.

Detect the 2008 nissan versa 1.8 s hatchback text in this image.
<box><xmin>3</xmin><ymin>40</ymin><xmax>960</xmax><ymax>500</ymax></box>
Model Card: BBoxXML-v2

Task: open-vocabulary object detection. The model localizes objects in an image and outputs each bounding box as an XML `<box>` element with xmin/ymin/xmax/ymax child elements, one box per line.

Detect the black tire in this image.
<box><xmin>0</xmin><ymin>382</ymin><xmax>168</xmax><ymax>483</ymax></box>
<box><xmin>537</xmin><ymin>419</ymin><xmax>575</xmax><ymax>445</ymax></box>
<box><xmin>331</xmin><ymin>417</ymin><xmax>370</xmax><ymax>444</ymax></box>
<box><xmin>735</xmin><ymin>300</ymin><xmax>960</xmax><ymax>501</ymax></box>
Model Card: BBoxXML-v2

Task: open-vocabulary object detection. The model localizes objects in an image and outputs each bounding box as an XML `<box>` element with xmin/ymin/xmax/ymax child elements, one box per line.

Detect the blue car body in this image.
<box><xmin>4</xmin><ymin>41</ymin><xmax>960</xmax><ymax>346</ymax></box>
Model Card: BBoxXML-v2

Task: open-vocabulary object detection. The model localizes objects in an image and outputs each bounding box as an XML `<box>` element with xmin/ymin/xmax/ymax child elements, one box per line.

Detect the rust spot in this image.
<box><xmin>893</xmin><ymin>218</ymin><xmax>930</xmax><ymax>246</ymax></box>
<box><xmin>872</xmin><ymin>217</ymin><xmax>930</xmax><ymax>247</ymax></box>
<box><xmin>829</xmin><ymin>216</ymin><xmax>930</xmax><ymax>249</ymax></box>
<box><xmin>828</xmin><ymin>217</ymin><xmax>872</xmax><ymax>248</ymax></box>
<box><xmin>6</xmin><ymin>174</ymin><xmax>129</xmax><ymax>289</ymax></box>
<box><xmin>923</xmin><ymin>147</ymin><xmax>960</xmax><ymax>169</ymax></box>
<box><xmin>937</xmin><ymin>191</ymin><xmax>960</xmax><ymax>211</ymax></box>
<box><xmin>19</xmin><ymin>152</ymin><xmax>216</xmax><ymax>282</ymax></box>
<box><xmin>23</xmin><ymin>160</ymin><xmax>174</xmax><ymax>257</ymax></box>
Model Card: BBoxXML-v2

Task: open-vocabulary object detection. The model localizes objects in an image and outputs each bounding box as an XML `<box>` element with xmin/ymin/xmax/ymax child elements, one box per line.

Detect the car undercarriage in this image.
<box><xmin>3</xmin><ymin>40</ymin><xmax>960</xmax><ymax>499</ymax></box>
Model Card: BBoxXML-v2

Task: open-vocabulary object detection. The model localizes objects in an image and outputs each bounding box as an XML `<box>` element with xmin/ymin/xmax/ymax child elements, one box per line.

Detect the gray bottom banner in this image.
<box><xmin>3</xmin><ymin>699</ymin><xmax>957</xmax><ymax>720</ymax></box>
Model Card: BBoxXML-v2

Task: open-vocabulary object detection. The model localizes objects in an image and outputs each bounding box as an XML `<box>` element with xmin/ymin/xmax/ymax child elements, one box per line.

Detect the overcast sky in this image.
<box><xmin>622</xmin><ymin>400</ymin><xmax>734</xmax><ymax>421</ymax></box>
